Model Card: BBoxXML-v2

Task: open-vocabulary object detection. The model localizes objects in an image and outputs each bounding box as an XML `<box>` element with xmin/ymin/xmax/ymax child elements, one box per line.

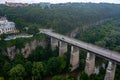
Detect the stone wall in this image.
<box><xmin>2</xmin><ymin>39</ymin><xmax>46</xmax><ymax>60</ymax></box>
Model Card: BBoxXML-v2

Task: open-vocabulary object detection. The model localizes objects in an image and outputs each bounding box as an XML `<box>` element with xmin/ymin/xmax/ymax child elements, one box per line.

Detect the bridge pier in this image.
<box><xmin>85</xmin><ymin>52</ymin><xmax>95</xmax><ymax>76</ymax></box>
<box><xmin>70</xmin><ymin>46</ymin><xmax>79</xmax><ymax>71</ymax></box>
<box><xmin>104</xmin><ymin>61</ymin><xmax>116</xmax><ymax>80</ymax></box>
<box><xmin>51</xmin><ymin>37</ymin><xmax>58</xmax><ymax>51</ymax></box>
<box><xmin>59</xmin><ymin>41</ymin><xmax>67</xmax><ymax>56</ymax></box>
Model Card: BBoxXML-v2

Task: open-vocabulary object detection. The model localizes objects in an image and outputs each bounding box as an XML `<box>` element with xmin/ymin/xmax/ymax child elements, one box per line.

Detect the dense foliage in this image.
<box><xmin>77</xmin><ymin>19</ymin><xmax>120</xmax><ymax>52</ymax></box>
<box><xmin>0</xmin><ymin>45</ymin><xmax>69</xmax><ymax>80</ymax></box>
<box><xmin>0</xmin><ymin>3</ymin><xmax>120</xmax><ymax>34</ymax></box>
<box><xmin>76</xmin><ymin>19</ymin><xmax>120</xmax><ymax>80</ymax></box>
<box><xmin>0</xmin><ymin>33</ymin><xmax>45</xmax><ymax>52</ymax></box>
<box><xmin>0</xmin><ymin>3</ymin><xmax>120</xmax><ymax>80</ymax></box>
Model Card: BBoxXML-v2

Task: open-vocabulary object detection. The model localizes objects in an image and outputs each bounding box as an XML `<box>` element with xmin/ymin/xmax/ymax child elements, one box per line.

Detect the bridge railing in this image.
<box><xmin>41</xmin><ymin>30</ymin><xmax>120</xmax><ymax>63</ymax></box>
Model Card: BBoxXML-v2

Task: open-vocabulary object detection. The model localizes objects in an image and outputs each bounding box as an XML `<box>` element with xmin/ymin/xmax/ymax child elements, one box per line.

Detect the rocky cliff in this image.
<box><xmin>4</xmin><ymin>39</ymin><xmax>46</xmax><ymax>60</ymax></box>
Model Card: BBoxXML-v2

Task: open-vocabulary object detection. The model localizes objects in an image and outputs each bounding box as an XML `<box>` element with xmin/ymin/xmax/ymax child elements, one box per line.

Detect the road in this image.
<box><xmin>40</xmin><ymin>29</ymin><xmax>120</xmax><ymax>63</ymax></box>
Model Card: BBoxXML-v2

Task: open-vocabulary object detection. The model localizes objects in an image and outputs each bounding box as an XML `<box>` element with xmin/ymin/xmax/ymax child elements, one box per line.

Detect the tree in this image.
<box><xmin>0</xmin><ymin>34</ymin><xmax>6</xmax><ymax>41</ymax></box>
<box><xmin>0</xmin><ymin>55</ymin><xmax>9</xmax><ymax>76</ymax></box>
<box><xmin>14</xmin><ymin>18</ymin><xmax>27</xmax><ymax>31</ymax></box>
<box><xmin>28</xmin><ymin>46</ymin><xmax>47</xmax><ymax>61</ymax></box>
<box><xmin>57</xmin><ymin>57</ymin><xmax>67</xmax><ymax>73</ymax></box>
<box><xmin>47</xmin><ymin>57</ymin><xmax>60</xmax><ymax>75</ymax></box>
<box><xmin>52</xmin><ymin>75</ymin><xmax>76</xmax><ymax>80</ymax></box>
<box><xmin>114</xmin><ymin>46</ymin><xmax>120</xmax><ymax>52</ymax></box>
<box><xmin>32</xmin><ymin>62</ymin><xmax>45</xmax><ymax>80</ymax></box>
<box><xmin>27</xmin><ymin>27</ymin><xmax>39</xmax><ymax>35</ymax></box>
<box><xmin>3</xmin><ymin>61</ymin><xmax>12</xmax><ymax>79</ymax></box>
<box><xmin>13</xmin><ymin>53</ymin><xmax>25</xmax><ymax>65</ymax></box>
<box><xmin>52</xmin><ymin>75</ymin><xmax>66</xmax><ymax>80</ymax></box>
<box><xmin>14</xmin><ymin>38</ymin><xmax>25</xmax><ymax>49</ymax></box>
<box><xmin>47</xmin><ymin>57</ymin><xmax>67</xmax><ymax>75</ymax></box>
<box><xmin>80</xmin><ymin>72</ymin><xmax>88</xmax><ymax>80</ymax></box>
<box><xmin>9</xmin><ymin>64</ymin><xmax>26</xmax><ymax>80</ymax></box>
<box><xmin>0</xmin><ymin>77</ymin><xmax>4</xmax><ymax>80</ymax></box>
<box><xmin>0</xmin><ymin>41</ymin><xmax>6</xmax><ymax>50</ymax></box>
<box><xmin>24</xmin><ymin>61</ymin><xmax>32</xmax><ymax>79</ymax></box>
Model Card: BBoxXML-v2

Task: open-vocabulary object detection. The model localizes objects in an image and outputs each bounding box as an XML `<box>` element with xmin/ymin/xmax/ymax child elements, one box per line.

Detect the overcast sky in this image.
<box><xmin>0</xmin><ymin>0</ymin><xmax>120</xmax><ymax>4</ymax></box>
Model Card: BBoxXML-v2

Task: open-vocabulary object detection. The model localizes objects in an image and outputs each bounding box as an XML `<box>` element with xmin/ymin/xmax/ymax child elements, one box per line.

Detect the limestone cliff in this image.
<box><xmin>4</xmin><ymin>39</ymin><xmax>46</xmax><ymax>60</ymax></box>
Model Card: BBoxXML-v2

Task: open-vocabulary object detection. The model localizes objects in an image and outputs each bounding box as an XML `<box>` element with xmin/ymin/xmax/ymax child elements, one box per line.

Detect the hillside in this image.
<box><xmin>0</xmin><ymin>3</ymin><xmax>120</xmax><ymax>80</ymax></box>
<box><xmin>0</xmin><ymin>3</ymin><xmax>120</xmax><ymax>34</ymax></box>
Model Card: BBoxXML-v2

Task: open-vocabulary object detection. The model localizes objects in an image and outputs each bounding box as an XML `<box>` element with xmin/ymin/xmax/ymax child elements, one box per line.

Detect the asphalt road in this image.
<box><xmin>41</xmin><ymin>30</ymin><xmax>120</xmax><ymax>63</ymax></box>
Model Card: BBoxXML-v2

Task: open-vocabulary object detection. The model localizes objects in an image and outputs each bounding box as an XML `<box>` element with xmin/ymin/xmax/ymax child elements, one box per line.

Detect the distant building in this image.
<box><xmin>30</xmin><ymin>2</ymin><xmax>51</xmax><ymax>9</ymax></box>
<box><xmin>39</xmin><ymin>2</ymin><xmax>51</xmax><ymax>9</ymax></box>
<box><xmin>5</xmin><ymin>2</ymin><xmax>29</xmax><ymax>7</ymax></box>
<box><xmin>0</xmin><ymin>17</ymin><xmax>18</xmax><ymax>34</ymax></box>
<box><xmin>0</xmin><ymin>17</ymin><xmax>7</xmax><ymax>24</ymax></box>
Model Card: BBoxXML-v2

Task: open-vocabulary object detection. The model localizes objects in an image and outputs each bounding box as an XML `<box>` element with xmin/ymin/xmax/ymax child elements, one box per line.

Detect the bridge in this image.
<box><xmin>40</xmin><ymin>29</ymin><xmax>120</xmax><ymax>80</ymax></box>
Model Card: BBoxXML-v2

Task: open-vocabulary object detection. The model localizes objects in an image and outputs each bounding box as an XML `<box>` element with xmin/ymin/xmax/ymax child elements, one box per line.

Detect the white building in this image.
<box><xmin>0</xmin><ymin>17</ymin><xmax>18</xmax><ymax>34</ymax></box>
<box><xmin>0</xmin><ymin>17</ymin><xmax>7</xmax><ymax>24</ymax></box>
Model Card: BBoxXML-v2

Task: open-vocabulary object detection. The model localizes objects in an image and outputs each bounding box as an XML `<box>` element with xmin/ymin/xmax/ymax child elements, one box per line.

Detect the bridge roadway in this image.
<box><xmin>41</xmin><ymin>30</ymin><xmax>120</xmax><ymax>63</ymax></box>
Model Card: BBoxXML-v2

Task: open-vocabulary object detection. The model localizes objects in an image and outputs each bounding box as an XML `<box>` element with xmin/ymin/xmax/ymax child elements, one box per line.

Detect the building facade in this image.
<box><xmin>5</xmin><ymin>2</ymin><xmax>29</xmax><ymax>7</ymax></box>
<box><xmin>0</xmin><ymin>17</ymin><xmax>7</xmax><ymax>24</ymax></box>
<box><xmin>0</xmin><ymin>17</ymin><xmax>18</xmax><ymax>34</ymax></box>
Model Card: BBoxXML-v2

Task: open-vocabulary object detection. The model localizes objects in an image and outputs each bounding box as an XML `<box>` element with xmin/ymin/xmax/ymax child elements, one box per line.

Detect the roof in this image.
<box><xmin>0</xmin><ymin>22</ymin><xmax>15</xmax><ymax>28</ymax></box>
<box><xmin>0</xmin><ymin>17</ymin><xmax>7</xmax><ymax>21</ymax></box>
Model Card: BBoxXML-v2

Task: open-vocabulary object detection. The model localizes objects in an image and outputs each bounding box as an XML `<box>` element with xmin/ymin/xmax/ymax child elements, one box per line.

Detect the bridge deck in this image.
<box><xmin>41</xmin><ymin>30</ymin><xmax>120</xmax><ymax>63</ymax></box>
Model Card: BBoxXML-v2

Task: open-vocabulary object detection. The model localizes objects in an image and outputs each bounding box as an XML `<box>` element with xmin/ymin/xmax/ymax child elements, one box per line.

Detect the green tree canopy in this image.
<box><xmin>32</xmin><ymin>62</ymin><xmax>45</xmax><ymax>80</ymax></box>
<box><xmin>9</xmin><ymin>64</ymin><xmax>26</xmax><ymax>80</ymax></box>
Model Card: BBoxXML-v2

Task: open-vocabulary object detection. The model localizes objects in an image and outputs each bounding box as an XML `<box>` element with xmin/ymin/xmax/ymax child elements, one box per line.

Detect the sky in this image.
<box><xmin>0</xmin><ymin>0</ymin><xmax>120</xmax><ymax>4</ymax></box>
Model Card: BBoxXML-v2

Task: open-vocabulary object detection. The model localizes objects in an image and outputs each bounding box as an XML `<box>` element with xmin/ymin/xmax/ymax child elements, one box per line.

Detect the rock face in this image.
<box><xmin>5</xmin><ymin>39</ymin><xmax>46</xmax><ymax>60</ymax></box>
